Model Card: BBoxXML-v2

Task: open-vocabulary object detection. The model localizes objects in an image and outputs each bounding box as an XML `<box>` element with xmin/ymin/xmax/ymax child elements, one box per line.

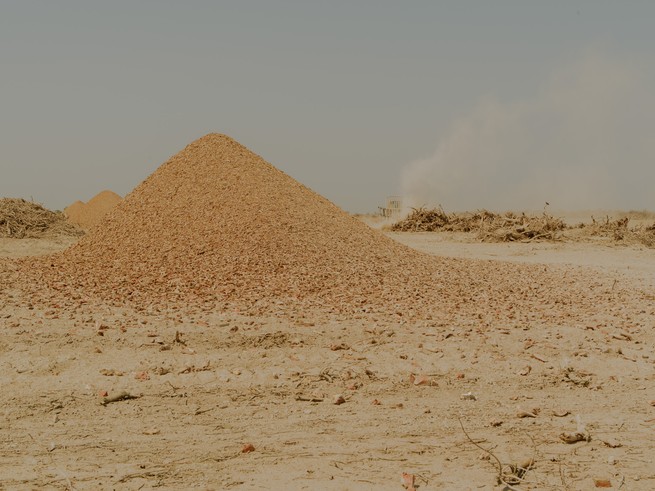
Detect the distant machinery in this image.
<box><xmin>379</xmin><ymin>196</ymin><xmax>402</xmax><ymax>218</ymax></box>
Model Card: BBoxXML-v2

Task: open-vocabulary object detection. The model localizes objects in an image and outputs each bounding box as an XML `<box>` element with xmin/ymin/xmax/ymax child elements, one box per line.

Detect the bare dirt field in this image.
<box><xmin>1</xmin><ymin>230</ymin><xmax>654</xmax><ymax>491</ymax></box>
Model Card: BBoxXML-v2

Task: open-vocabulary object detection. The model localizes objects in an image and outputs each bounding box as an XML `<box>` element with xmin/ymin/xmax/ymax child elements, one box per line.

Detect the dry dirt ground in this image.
<box><xmin>1</xmin><ymin>231</ymin><xmax>654</xmax><ymax>490</ymax></box>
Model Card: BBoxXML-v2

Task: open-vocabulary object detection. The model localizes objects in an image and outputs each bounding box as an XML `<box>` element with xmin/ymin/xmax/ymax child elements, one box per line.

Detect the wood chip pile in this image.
<box><xmin>64</xmin><ymin>190</ymin><xmax>122</xmax><ymax>230</ymax></box>
<box><xmin>392</xmin><ymin>207</ymin><xmax>566</xmax><ymax>241</ymax></box>
<box><xmin>13</xmin><ymin>134</ymin><xmax>646</xmax><ymax>329</ymax></box>
<box><xmin>29</xmin><ymin>134</ymin><xmax>436</xmax><ymax>314</ymax></box>
<box><xmin>0</xmin><ymin>198</ymin><xmax>83</xmax><ymax>239</ymax></box>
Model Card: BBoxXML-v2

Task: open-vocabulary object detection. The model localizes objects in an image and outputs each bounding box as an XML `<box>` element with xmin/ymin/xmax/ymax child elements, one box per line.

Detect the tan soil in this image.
<box><xmin>0</xmin><ymin>135</ymin><xmax>654</xmax><ymax>489</ymax></box>
<box><xmin>2</xmin><ymin>234</ymin><xmax>654</xmax><ymax>490</ymax></box>
<box><xmin>64</xmin><ymin>190</ymin><xmax>122</xmax><ymax>230</ymax></box>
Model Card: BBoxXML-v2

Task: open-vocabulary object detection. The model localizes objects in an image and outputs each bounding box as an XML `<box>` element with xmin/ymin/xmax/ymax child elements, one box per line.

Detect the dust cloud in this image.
<box><xmin>401</xmin><ymin>54</ymin><xmax>655</xmax><ymax>212</ymax></box>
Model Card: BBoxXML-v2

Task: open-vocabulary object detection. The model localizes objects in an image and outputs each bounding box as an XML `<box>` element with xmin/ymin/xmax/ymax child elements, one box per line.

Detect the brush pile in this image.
<box><xmin>583</xmin><ymin>216</ymin><xmax>655</xmax><ymax>247</ymax></box>
<box><xmin>0</xmin><ymin>198</ymin><xmax>84</xmax><ymax>239</ymax></box>
<box><xmin>389</xmin><ymin>207</ymin><xmax>453</xmax><ymax>232</ymax></box>
<box><xmin>392</xmin><ymin>207</ymin><xmax>566</xmax><ymax>242</ymax></box>
<box><xmin>392</xmin><ymin>207</ymin><xmax>655</xmax><ymax>248</ymax></box>
<box><xmin>586</xmin><ymin>216</ymin><xmax>630</xmax><ymax>240</ymax></box>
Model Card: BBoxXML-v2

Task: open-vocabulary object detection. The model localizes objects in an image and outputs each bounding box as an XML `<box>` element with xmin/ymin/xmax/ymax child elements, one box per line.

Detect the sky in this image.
<box><xmin>1</xmin><ymin>1</ymin><xmax>654</xmax><ymax>213</ymax></box>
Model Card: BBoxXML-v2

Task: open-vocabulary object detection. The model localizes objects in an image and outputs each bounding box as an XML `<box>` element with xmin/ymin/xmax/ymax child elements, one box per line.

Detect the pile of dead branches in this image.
<box><xmin>584</xmin><ymin>216</ymin><xmax>655</xmax><ymax>247</ymax></box>
<box><xmin>392</xmin><ymin>207</ymin><xmax>655</xmax><ymax>247</ymax></box>
<box><xmin>390</xmin><ymin>206</ymin><xmax>451</xmax><ymax>232</ymax></box>
<box><xmin>642</xmin><ymin>224</ymin><xmax>655</xmax><ymax>247</ymax></box>
<box><xmin>477</xmin><ymin>211</ymin><xmax>567</xmax><ymax>242</ymax></box>
<box><xmin>0</xmin><ymin>198</ymin><xmax>84</xmax><ymax>239</ymax></box>
<box><xmin>391</xmin><ymin>207</ymin><xmax>567</xmax><ymax>242</ymax></box>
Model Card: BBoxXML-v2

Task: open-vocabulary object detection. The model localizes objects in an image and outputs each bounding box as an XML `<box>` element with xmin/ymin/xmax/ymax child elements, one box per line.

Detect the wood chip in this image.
<box><xmin>559</xmin><ymin>431</ymin><xmax>590</xmax><ymax>444</ymax></box>
<box><xmin>601</xmin><ymin>439</ymin><xmax>622</xmax><ymax>448</ymax></box>
<box><xmin>410</xmin><ymin>374</ymin><xmax>437</xmax><ymax>386</ymax></box>
<box><xmin>612</xmin><ymin>331</ymin><xmax>632</xmax><ymax>341</ymax></box>
<box><xmin>330</xmin><ymin>343</ymin><xmax>349</xmax><ymax>351</ymax></box>
<box><xmin>333</xmin><ymin>394</ymin><xmax>346</xmax><ymax>405</ymax></box>
<box><xmin>295</xmin><ymin>394</ymin><xmax>324</xmax><ymax>403</ymax></box>
<box><xmin>100</xmin><ymin>391</ymin><xmax>141</xmax><ymax>406</ymax></box>
<box><xmin>401</xmin><ymin>472</ymin><xmax>416</xmax><ymax>491</ymax></box>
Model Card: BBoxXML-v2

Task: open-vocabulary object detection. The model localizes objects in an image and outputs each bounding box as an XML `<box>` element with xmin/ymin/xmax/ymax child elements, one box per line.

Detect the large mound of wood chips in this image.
<box><xmin>16</xmin><ymin>134</ymin><xmax>644</xmax><ymax>327</ymax></box>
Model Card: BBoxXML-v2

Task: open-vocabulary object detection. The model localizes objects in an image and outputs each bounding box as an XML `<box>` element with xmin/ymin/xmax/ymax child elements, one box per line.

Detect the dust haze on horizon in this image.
<box><xmin>2</xmin><ymin>3</ymin><xmax>655</xmax><ymax>214</ymax></box>
<box><xmin>401</xmin><ymin>54</ymin><xmax>655</xmax><ymax>213</ymax></box>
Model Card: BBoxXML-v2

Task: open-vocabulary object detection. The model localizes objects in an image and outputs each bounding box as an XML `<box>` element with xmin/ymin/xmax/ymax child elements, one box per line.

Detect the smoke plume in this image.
<box><xmin>401</xmin><ymin>54</ymin><xmax>655</xmax><ymax>212</ymax></box>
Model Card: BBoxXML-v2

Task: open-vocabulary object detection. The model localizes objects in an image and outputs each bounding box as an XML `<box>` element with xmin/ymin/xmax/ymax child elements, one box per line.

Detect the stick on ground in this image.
<box><xmin>457</xmin><ymin>416</ymin><xmax>525</xmax><ymax>491</ymax></box>
<box><xmin>100</xmin><ymin>391</ymin><xmax>141</xmax><ymax>406</ymax></box>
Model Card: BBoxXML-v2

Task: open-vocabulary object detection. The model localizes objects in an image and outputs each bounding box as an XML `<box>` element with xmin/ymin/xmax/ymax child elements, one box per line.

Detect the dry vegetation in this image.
<box><xmin>583</xmin><ymin>215</ymin><xmax>655</xmax><ymax>247</ymax></box>
<box><xmin>392</xmin><ymin>206</ymin><xmax>655</xmax><ymax>247</ymax></box>
<box><xmin>391</xmin><ymin>207</ymin><xmax>566</xmax><ymax>241</ymax></box>
<box><xmin>618</xmin><ymin>209</ymin><xmax>655</xmax><ymax>222</ymax></box>
<box><xmin>0</xmin><ymin>198</ymin><xmax>83</xmax><ymax>239</ymax></box>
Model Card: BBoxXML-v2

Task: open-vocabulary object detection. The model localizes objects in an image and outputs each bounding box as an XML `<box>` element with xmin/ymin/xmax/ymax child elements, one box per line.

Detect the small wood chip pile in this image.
<box><xmin>0</xmin><ymin>198</ymin><xmax>83</xmax><ymax>239</ymax></box>
<box><xmin>65</xmin><ymin>190</ymin><xmax>122</xmax><ymax>230</ymax></box>
<box><xmin>392</xmin><ymin>207</ymin><xmax>566</xmax><ymax>242</ymax></box>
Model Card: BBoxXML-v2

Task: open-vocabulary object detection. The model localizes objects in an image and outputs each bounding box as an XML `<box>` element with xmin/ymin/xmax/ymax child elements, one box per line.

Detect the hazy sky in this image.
<box><xmin>2</xmin><ymin>2</ymin><xmax>654</xmax><ymax>212</ymax></box>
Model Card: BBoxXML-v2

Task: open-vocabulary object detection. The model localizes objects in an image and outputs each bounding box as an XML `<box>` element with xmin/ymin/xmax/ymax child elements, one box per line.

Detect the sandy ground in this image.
<box><xmin>389</xmin><ymin>233</ymin><xmax>655</xmax><ymax>290</ymax></box>
<box><xmin>1</xmin><ymin>233</ymin><xmax>654</xmax><ymax>490</ymax></box>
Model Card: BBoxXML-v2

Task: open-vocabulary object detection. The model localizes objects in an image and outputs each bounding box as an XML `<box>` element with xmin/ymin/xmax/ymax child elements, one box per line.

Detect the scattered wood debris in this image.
<box><xmin>392</xmin><ymin>207</ymin><xmax>566</xmax><ymax>241</ymax></box>
<box><xmin>100</xmin><ymin>391</ymin><xmax>141</xmax><ymax>406</ymax></box>
<box><xmin>0</xmin><ymin>198</ymin><xmax>83</xmax><ymax>238</ymax></box>
<box><xmin>99</xmin><ymin>368</ymin><xmax>125</xmax><ymax>376</ymax></box>
<box><xmin>392</xmin><ymin>206</ymin><xmax>655</xmax><ymax>247</ymax></box>
<box><xmin>559</xmin><ymin>431</ymin><xmax>590</xmax><ymax>444</ymax></box>
<box><xmin>401</xmin><ymin>472</ymin><xmax>416</xmax><ymax>491</ymax></box>
<box><xmin>241</xmin><ymin>443</ymin><xmax>255</xmax><ymax>453</ymax></box>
